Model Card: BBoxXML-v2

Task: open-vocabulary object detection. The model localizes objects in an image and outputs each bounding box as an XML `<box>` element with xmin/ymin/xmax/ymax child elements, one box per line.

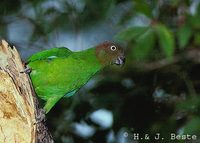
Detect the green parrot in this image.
<box><xmin>27</xmin><ymin>41</ymin><xmax>125</xmax><ymax>113</ymax></box>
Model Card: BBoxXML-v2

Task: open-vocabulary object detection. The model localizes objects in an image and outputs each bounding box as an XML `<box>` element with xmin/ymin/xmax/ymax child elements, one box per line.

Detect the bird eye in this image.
<box><xmin>110</xmin><ymin>45</ymin><xmax>117</xmax><ymax>51</ymax></box>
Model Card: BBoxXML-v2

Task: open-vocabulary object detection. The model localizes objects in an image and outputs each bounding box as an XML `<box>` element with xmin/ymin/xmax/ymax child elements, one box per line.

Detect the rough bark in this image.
<box><xmin>0</xmin><ymin>40</ymin><xmax>54</xmax><ymax>143</ymax></box>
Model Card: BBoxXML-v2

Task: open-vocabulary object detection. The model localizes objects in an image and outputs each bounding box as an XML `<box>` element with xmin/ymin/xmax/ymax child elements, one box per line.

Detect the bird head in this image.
<box><xmin>95</xmin><ymin>41</ymin><xmax>125</xmax><ymax>66</ymax></box>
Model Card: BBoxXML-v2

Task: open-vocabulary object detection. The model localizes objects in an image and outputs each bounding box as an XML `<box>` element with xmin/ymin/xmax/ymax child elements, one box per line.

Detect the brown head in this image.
<box><xmin>95</xmin><ymin>41</ymin><xmax>125</xmax><ymax>66</ymax></box>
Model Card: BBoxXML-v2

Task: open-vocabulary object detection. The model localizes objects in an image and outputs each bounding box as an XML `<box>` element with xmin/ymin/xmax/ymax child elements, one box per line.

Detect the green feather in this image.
<box><xmin>28</xmin><ymin>47</ymin><xmax>102</xmax><ymax>113</ymax></box>
<box><xmin>28</xmin><ymin>47</ymin><xmax>72</xmax><ymax>63</ymax></box>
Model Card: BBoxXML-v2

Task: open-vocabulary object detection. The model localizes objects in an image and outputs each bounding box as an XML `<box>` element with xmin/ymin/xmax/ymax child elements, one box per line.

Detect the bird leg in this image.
<box><xmin>20</xmin><ymin>65</ymin><xmax>32</xmax><ymax>74</ymax></box>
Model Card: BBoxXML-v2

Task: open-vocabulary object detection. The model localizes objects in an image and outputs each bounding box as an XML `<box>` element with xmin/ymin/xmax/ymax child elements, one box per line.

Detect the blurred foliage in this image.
<box><xmin>1</xmin><ymin>0</ymin><xmax>200</xmax><ymax>143</ymax></box>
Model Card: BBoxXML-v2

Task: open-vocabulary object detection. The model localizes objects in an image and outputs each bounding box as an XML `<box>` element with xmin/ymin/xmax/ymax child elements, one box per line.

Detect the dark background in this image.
<box><xmin>1</xmin><ymin>0</ymin><xmax>200</xmax><ymax>143</ymax></box>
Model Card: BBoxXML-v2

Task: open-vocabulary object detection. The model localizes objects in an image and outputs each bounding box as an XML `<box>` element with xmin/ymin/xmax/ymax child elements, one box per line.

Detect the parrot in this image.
<box><xmin>27</xmin><ymin>41</ymin><xmax>125</xmax><ymax>113</ymax></box>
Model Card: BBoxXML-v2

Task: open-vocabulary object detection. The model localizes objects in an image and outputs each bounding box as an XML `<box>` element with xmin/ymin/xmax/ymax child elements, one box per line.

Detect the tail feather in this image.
<box><xmin>44</xmin><ymin>90</ymin><xmax>78</xmax><ymax>113</ymax></box>
<box><xmin>44</xmin><ymin>96</ymin><xmax>62</xmax><ymax>113</ymax></box>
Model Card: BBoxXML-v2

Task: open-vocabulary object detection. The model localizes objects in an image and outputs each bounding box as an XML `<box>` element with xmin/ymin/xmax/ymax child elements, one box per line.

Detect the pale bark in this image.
<box><xmin>0</xmin><ymin>40</ymin><xmax>53</xmax><ymax>143</ymax></box>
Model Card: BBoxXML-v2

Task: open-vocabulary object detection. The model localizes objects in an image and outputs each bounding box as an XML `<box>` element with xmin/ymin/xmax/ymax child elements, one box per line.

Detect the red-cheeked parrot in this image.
<box><xmin>27</xmin><ymin>41</ymin><xmax>125</xmax><ymax>113</ymax></box>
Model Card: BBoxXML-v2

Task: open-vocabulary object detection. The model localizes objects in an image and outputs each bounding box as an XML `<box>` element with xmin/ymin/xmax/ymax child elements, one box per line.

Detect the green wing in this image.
<box><xmin>27</xmin><ymin>47</ymin><xmax>72</xmax><ymax>63</ymax></box>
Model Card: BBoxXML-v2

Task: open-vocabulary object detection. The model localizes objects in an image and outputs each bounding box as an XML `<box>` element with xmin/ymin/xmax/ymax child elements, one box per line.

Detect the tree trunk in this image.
<box><xmin>0</xmin><ymin>40</ymin><xmax>54</xmax><ymax>143</ymax></box>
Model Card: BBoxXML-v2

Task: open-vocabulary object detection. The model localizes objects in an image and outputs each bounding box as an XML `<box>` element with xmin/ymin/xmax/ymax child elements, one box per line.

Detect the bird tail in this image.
<box><xmin>44</xmin><ymin>96</ymin><xmax>62</xmax><ymax>113</ymax></box>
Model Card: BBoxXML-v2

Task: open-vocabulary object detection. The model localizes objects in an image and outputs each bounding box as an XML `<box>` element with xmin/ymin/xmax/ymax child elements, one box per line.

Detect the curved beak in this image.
<box><xmin>115</xmin><ymin>55</ymin><xmax>126</xmax><ymax>66</ymax></box>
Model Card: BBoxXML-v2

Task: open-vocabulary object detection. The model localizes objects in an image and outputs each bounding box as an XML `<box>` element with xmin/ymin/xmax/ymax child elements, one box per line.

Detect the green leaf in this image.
<box><xmin>132</xmin><ymin>28</ymin><xmax>155</xmax><ymax>60</ymax></box>
<box><xmin>182</xmin><ymin>117</ymin><xmax>200</xmax><ymax>135</ymax></box>
<box><xmin>155</xmin><ymin>24</ymin><xmax>175</xmax><ymax>58</ymax></box>
<box><xmin>134</xmin><ymin>0</ymin><xmax>152</xmax><ymax>17</ymax></box>
<box><xmin>176</xmin><ymin>97</ymin><xmax>200</xmax><ymax>113</ymax></box>
<box><xmin>177</xmin><ymin>25</ymin><xmax>192</xmax><ymax>49</ymax></box>
<box><xmin>194</xmin><ymin>33</ymin><xmax>200</xmax><ymax>45</ymax></box>
<box><xmin>115</xmin><ymin>26</ymin><xmax>148</xmax><ymax>41</ymax></box>
<box><xmin>169</xmin><ymin>0</ymin><xmax>181</xmax><ymax>6</ymax></box>
<box><xmin>188</xmin><ymin>15</ymin><xmax>200</xmax><ymax>29</ymax></box>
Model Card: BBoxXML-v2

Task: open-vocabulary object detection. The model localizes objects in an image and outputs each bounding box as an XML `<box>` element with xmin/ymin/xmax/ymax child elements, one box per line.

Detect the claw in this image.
<box><xmin>20</xmin><ymin>66</ymin><xmax>32</xmax><ymax>74</ymax></box>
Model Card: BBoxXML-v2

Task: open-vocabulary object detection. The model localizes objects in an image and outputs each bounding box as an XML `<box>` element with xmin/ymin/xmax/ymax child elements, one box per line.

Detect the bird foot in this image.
<box><xmin>20</xmin><ymin>66</ymin><xmax>32</xmax><ymax>74</ymax></box>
